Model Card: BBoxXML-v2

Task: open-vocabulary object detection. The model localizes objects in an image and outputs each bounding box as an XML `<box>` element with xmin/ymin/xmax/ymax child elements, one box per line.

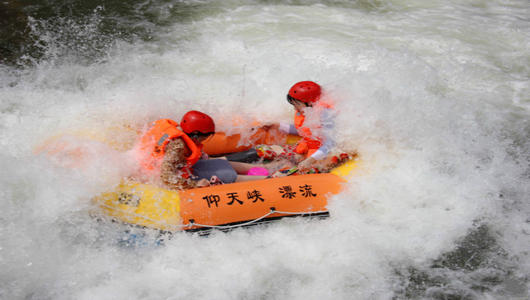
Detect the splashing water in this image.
<box><xmin>1</xmin><ymin>1</ymin><xmax>529</xmax><ymax>299</ymax></box>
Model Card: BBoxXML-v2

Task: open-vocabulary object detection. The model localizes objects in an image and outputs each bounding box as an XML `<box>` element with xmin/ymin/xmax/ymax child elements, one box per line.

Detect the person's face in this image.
<box><xmin>287</xmin><ymin>95</ymin><xmax>312</xmax><ymax>112</ymax></box>
<box><xmin>292</xmin><ymin>99</ymin><xmax>308</xmax><ymax>112</ymax></box>
<box><xmin>189</xmin><ymin>132</ymin><xmax>214</xmax><ymax>144</ymax></box>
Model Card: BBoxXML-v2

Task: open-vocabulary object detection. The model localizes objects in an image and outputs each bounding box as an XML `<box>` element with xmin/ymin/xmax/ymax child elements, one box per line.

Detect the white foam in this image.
<box><xmin>1</xmin><ymin>1</ymin><xmax>529</xmax><ymax>299</ymax></box>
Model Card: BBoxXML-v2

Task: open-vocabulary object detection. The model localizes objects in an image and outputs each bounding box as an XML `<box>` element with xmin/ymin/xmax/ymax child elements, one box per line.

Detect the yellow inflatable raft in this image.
<box><xmin>35</xmin><ymin>122</ymin><xmax>359</xmax><ymax>233</ymax></box>
<box><xmin>93</xmin><ymin>159</ymin><xmax>358</xmax><ymax>232</ymax></box>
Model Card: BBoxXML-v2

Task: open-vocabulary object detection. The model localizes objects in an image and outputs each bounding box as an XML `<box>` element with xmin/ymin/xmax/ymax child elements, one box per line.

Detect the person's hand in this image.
<box><xmin>298</xmin><ymin>157</ymin><xmax>316</xmax><ymax>172</ymax></box>
<box><xmin>196</xmin><ymin>178</ymin><xmax>210</xmax><ymax>187</ymax></box>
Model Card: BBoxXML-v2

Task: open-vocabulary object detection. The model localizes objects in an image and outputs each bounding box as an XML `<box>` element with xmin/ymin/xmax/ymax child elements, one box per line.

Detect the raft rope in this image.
<box><xmin>98</xmin><ymin>204</ymin><xmax>328</xmax><ymax>231</ymax></box>
<box><xmin>186</xmin><ymin>208</ymin><xmax>329</xmax><ymax>230</ymax></box>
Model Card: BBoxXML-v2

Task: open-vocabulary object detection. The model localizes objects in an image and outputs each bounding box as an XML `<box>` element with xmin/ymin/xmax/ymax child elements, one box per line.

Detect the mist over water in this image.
<box><xmin>1</xmin><ymin>1</ymin><xmax>529</xmax><ymax>299</ymax></box>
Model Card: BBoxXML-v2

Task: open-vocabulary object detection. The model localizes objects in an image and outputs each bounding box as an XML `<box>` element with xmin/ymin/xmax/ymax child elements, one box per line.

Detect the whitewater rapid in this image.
<box><xmin>1</xmin><ymin>1</ymin><xmax>529</xmax><ymax>299</ymax></box>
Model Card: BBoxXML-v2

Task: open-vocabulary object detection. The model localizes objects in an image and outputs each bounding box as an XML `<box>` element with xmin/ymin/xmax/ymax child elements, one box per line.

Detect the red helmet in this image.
<box><xmin>288</xmin><ymin>81</ymin><xmax>321</xmax><ymax>104</ymax></box>
<box><xmin>180</xmin><ymin>110</ymin><xmax>215</xmax><ymax>134</ymax></box>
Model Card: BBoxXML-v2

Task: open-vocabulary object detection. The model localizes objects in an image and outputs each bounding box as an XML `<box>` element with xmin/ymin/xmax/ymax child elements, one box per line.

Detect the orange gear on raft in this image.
<box><xmin>138</xmin><ymin>119</ymin><xmax>201</xmax><ymax>172</ymax></box>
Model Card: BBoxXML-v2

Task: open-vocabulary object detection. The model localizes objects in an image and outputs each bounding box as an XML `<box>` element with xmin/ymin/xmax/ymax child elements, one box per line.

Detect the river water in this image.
<box><xmin>1</xmin><ymin>1</ymin><xmax>529</xmax><ymax>299</ymax></box>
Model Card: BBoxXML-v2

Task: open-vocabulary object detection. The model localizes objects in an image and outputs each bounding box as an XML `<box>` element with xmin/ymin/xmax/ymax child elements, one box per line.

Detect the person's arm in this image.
<box><xmin>309</xmin><ymin>108</ymin><xmax>335</xmax><ymax>159</ymax></box>
<box><xmin>279</xmin><ymin>122</ymin><xmax>299</xmax><ymax>135</ymax></box>
<box><xmin>298</xmin><ymin>108</ymin><xmax>336</xmax><ymax>169</ymax></box>
<box><xmin>308</xmin><ymin>138</ymin><xmax>334</xmax><ymax>160</ymax></box>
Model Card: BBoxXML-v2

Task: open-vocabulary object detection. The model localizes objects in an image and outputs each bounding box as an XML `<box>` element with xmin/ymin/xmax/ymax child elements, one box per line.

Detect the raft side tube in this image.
<box><xmin>92</xmin><ymin>158</ymin><xmax>359</xmax><ymax>232</ymax></box>
<box><xmin>179</xmin><ymin>173</ymin><xmax>344</xmax><ymax>230</ymax></box>
<box><xmin>92</xmin><ymin>173</ymin><xmax>345</xmax><ymax>232</ymax></box>
<box><xmin>93</xmin><ymin>182</ymin><xmax>182</xmax><ymax>232</ymax></box>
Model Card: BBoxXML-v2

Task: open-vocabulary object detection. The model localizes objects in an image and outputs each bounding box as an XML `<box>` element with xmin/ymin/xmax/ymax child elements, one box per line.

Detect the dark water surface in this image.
<box><xmin>1</xmin><ymin>0</ymin><xmax>221</xmax><ymax>65</ymax></box>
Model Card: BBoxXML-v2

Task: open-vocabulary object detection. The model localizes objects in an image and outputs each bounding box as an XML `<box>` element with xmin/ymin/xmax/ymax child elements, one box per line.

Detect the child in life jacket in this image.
<box><xmin>136</xmin><ymin>111</ymin><xmax>216</xmax><ymax>190</ymax></box>
<box><xmin>136</xmin><ymin>111</ymin><xmax>273</xmax><ymax>190</ymax></box>
<box><xmin>264</xmin><ymin>81</ymin><xmax>341</xmax><ymax>175</ymax></box>
<box><xmin>283</xmin><ymin>81</ymin><xmax>335</xmax><ymax>171</ymax></box>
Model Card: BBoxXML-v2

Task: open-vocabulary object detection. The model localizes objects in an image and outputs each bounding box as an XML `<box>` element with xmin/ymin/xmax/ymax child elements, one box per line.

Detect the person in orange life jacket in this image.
<box><xmin>138</xmin><ymin>111</ymin><xmax>269</xmax><ymax>189</ymax></box>
<box><xmin>279</xmin><ymin>81</ymin><xmax>336</xmax><ymax>172</ymax></box>
<box><xmin>137</xmin><ymin>111</ymin><xmax>220</xmax><ymax>190</ymax></box>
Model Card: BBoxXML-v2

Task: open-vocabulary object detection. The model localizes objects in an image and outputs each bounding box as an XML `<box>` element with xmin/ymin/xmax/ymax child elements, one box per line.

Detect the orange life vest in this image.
<box><xmin>293</xmin><ymin>101</ymin><xmax>333</xmax><ymax>157</ymax></box>
<box><xmin>138</xmin><ymin>119</ymin><xmax>201</xmax><ymax>174</ymax></box>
